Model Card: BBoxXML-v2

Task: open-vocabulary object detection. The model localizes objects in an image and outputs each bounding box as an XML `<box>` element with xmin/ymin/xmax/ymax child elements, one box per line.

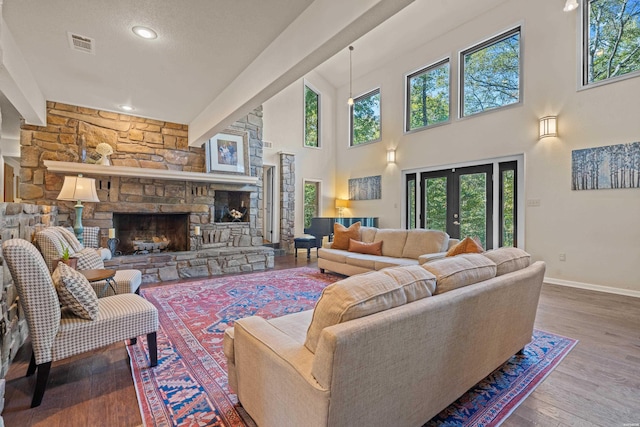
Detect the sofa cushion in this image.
<box><xmin>332</xmin><ymin>222</ymin><xmax>361</xmax><ymax>250</ymax></box>
<box><xmin>373</xmin><ymin>229</ymin><xmax>408</xmax><ymax>258</ymax></box>
<box><xmin>360</xmin><ymin>227</ymin><xmax>378</xmax><ymax>243</ymax></box>
<box><xmin>348</xmin><ymin>238</ymin><xmax>383</xmax><ymax>256</ymax></box>
<box><xmin>318</xmin><ymin>248</ymin><xmax>349</xmax><ymax>263</ymax></box>
<box><xmin>374</xmin><ymin>257</ymin><xmax>420</xmax><ymax>270</ymax></box>
<box><xmin>305</xmin><ymin>265</ymin><xmax>436</xmax><ymax>352</ymax></box>
<box><xmin>446</xmin><ymin>236</ymin><xmax>484</xmax><ymax>257</ymax></box>
<box><xmin>52</xmin><ymin>262</ymin><xmax>99</xmax><ymax>320</ymax></box>
<box><xmin>345</xmin><ymin>253</ymin><xmax>377</xmax><ymax>269</ymax></box>
<box><xmin>401</xmin><ymin>229</ymin><xmax>450</xmax><ymax>259</ymax></box>
<box><xmin>483</xmin><ymin>247</ymin><xmax>531</xmax><ymax>276</ymax></box>
<box><xmin>422</xmin><ymin>253</ymin><xmax>497</xmax><ymax>295</ymax></box>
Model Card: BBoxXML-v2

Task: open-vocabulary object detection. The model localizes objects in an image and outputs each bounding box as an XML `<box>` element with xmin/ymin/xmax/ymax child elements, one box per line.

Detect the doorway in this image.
<box><xmin>263</xmin><ymin>165</ymin><xmax>275</xmax><ymax>243</ymax></box>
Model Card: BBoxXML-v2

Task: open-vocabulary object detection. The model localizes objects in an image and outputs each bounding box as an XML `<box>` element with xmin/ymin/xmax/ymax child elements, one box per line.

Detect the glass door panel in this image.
<box><xmin>424</xmin><ymin>176</ymin><xmax>448</xmax><ymax>231</ymax></box>
<box><xmin>458</xmin><ymin>172</ymin><xmax>488</xmax><ymax>248</ymax></box>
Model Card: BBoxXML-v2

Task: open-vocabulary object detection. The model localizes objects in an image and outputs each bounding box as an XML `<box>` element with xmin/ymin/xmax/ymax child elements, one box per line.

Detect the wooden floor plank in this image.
<box><xmin>3</xmin><ymin>256</ymin><xmax>640</xmax><ymax>426</ymax></box>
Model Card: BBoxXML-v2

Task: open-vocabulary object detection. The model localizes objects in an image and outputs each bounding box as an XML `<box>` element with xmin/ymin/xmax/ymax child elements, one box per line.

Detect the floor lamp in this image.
<box><xmin>56</xmin><ymin>174</ymin><xmax>100</xmax><ymax>245</ymax></box>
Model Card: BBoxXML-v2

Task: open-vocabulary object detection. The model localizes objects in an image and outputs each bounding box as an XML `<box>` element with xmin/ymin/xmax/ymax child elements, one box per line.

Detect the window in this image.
<box><xmin>406</xmin><ymin>173</ymin><xmax>417</xmax><ymax>229</ymax></box>
<box><xmin>350</xmin><ymin>88</ymin><xmax>381</xmax><ymax>146</ymax></box>
<box><xmin>499</xmin><ymin>161</ymin><xmax>517</xmax><ymax>247</ymax></box>
<box><xmin>460</xmin><ymin>27</ymin><xmax>521</xmax><ymax>117</ymax></box>
<box><xmin>303</xmin><ymin>180</ymin><xmax>320</xmax><ymax>229</ymax></box>
<box><xmin>584</xmin><ymin>0</ymin><xmax>640</xmax><ymax>86</ymax></box>
<box><xmin>406</xmin><ymin>59</ymin><xmax>450</xmax><ymax>132</ymax></box>
<box><xmin>304</xmin><ymin>84</ymin><xmax>320</xmax><ymax>147</ymax></box>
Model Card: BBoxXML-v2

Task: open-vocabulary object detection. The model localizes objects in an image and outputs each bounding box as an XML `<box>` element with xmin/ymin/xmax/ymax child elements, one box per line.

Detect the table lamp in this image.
<box><xmin>57</xmin><ymin>174</ymin><xmax>100</xmax><ymax>245</ymax></box>
<box><xmin>335</xmin><ymin>199</ymin><xmax>349</xmax><ymax>218</ymax></box>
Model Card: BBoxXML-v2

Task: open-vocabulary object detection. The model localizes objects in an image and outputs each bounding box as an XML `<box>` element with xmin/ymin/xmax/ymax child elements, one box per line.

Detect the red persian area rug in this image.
<box><xmin>128</xmin><ymin>267</ymin><xmax>577</xmax><ymax>427</ymax></box>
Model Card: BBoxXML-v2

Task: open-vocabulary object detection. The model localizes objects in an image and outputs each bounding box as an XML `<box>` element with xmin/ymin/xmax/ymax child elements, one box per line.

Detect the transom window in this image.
<box><xmin>583</xmin><ymin>0</ymin><xmax>640</xmax><ymax>86</ymax></box>
<box><xmin>350</xmin><ymin>88</ymin><xmax>381</xmax><ymax>146</ymax></box>
<box><xmin>460</xmin><ymin>27</ymin><xmax>521</xmax><ymax>117</ymax></box>
<box><xmin>304</xmin><ymin>84</ymin><xmax>320</xmax><ymax>147</ymax></box>
<box><xmin>405</xmin><ymin>59</ymin><xmax>450</xmax><ymax>132</ymax></box>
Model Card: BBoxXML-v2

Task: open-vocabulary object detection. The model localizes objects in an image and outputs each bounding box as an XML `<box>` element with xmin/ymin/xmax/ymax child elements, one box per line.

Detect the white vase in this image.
<box><xmin>100</xmin><ymin>155</ymin><xmax>111</xmax><ymax>166</ymax></box>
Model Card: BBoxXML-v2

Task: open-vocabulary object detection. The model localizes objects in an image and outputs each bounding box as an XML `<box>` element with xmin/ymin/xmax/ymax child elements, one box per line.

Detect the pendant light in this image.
<box><xmin>347</xmin><ymin>46</ymin><xmax>355</xmax><ymax>106</ymax></box>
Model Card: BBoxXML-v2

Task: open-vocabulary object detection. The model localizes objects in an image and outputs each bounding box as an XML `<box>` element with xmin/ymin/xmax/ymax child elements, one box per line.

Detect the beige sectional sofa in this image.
<box><xmin>224</xmin><ymin>248</ymin><xmax>543</xmax><ymax>427</ymax></box>
<box><xmin>318</xmin><ymin>227</ymin><xmax>460</xmax><ymax>276</ymax></box>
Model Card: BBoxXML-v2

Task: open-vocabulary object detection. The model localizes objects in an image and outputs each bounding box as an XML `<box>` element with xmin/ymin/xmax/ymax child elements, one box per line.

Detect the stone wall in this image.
<box><xmin>19</xmin><ymin>101</ymin><xmax>266</xmax><ymax>249</ymax></box>
<box><xmin>279</xmin><ymin>152</ymin><xmax>295</xmax><ymax>253</ymax></box>
<box><xmin>0</xmin><ymin>203</ymin><xmax>57</xmax><ymax>414</ymax></box>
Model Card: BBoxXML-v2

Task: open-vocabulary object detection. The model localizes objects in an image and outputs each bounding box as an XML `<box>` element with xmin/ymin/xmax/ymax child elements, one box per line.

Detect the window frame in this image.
<box><xmin>302</xmin><ymin>179</ymin><xmax>322</xmax><ymax>229</ymax></box>
<box><xmin>349</xmin><ymin>87</ymin><xmax>382</xmax><ymax>147</ymax></box>
<box><xmin>580</xmin><ymin>0</ymin><xmax>640</xmax><ymax>90</ymax></box>
<box><xmin>404</xmin><ymin>58</ymin><xmax>451</xmax><ymax>134</ymax></box>
<box><xmin>303</xmin><ymin>81</ymin><xmax>321</xmax><ymax>149</ymax></box>
<box><xmin>459</xmin><ymin>26</ymin><xmax>523</xmax><ymax>119</ymax></box>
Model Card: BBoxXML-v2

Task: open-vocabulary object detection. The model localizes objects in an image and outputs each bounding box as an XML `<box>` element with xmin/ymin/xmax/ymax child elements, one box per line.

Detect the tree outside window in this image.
<box><xmin>350</xmin><ymin>89</ymin><xmax>381</xmax><ymax>146</ymax></box>
<box><xmin>461</xmin><ymin>28</ymin><xmax>521</xmax><ymax>117</ymax></box>
<box><xmin>585</xmin><ymin>0</ymin><xmax>640</xmax><ymax>85</ymax></box>
<box><xmin>406</xmin><ymin>60</ymin><xmax>450</xmax><ymax>132</ymax></box>
<box><xmin>303</xmin><ymin>181</ymin><xmax>320</xmax><ymax>229</ymax></box>
<box><xmin>304</xmin><ymin>84</ymin><xmax>320</xmax><ymax>147</ymax></box>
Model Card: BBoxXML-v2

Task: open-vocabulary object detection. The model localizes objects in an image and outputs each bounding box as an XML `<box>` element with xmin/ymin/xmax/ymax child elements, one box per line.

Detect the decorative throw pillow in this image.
<box><xmin>82</xmin><ymin>226</ymin><xmax>100</xmax><ymax>249</ymax></box>
<box><xmin>75</xmin><ymin>247</ymin><xmax>105</xmax><ymax>270</ymax></box>
<box><xmin>332</xmin><ymin>221</ymin><xmax>361</xmax><ymax>250</ymax></box>
<box><xmin>305</xmin><ymin>265</ymin><xmax>436</xmax><ymax>352</ymax></box>
<box><xmin>348</xmin><ymin>238</ymin><xmax>383</xmax><ymax>256</ymax></box>
<box><xmin>446</xmin><ymin>236</ymin><xmax>484</xmax><ymax>257</ymax></box>
<box><xmin>483</xmin><ymin>247</ymin><xmax>531</xmax><ymax>276</ymax></box>
<box><xmin>422</xmin><ymin>253</ymin><xmax>497</xmax><ymax>295</ymax></box>
<box><xmin>52</xmin><ymin>262</ymin><xmax>99</xmax><ymax>320</ymax></box>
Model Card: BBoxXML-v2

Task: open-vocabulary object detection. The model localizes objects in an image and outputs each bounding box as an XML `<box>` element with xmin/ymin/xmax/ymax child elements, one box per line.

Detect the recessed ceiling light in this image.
<box><xmin>119</xmin><ymin>105</ymin><xmax>134</xmax><ymax>112</ymax></box>
<box><xmin>132</xmin><ymin>26</ymin><xmax>157</xmax><ymax>40</ymax></box>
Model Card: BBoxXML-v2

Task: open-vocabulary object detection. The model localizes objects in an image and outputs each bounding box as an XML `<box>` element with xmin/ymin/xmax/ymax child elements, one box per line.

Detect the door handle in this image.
<box><xmin>453</xmin><ymin>221</ymin><xmax>460</xmax><ymax>225</ymax></box>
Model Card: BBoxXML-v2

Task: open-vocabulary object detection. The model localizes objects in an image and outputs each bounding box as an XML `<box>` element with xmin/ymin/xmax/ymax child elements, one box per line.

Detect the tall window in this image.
<box><xmin>460</xmin><ymin>27</ymin><xmax>521</xmax><ymax>117</ymax></box>
<box><xmin>304</xmin><ymin>84</ymin><xmax>320</xmax><ymax>147</ymax></box>
<box><xmin>499</xmin><ymin>161</ymin><xmax>517</xmax><ymax>247</ymax></box>
<box><xmin>584</xmin><ymin>0</ymin><xmax>640</xmax><ymax>86</ymax></box>
<box><xmin>350</xmin><ymin>88</ymin><xmax>381</xmax><ymax>146</ymax></box>
<box><xmin>406</xmin><ymin>173</ymin><xmax>417</xmax><ymax>229</ymax></box>
<box><xmin>303</xmin><ymin>180</ymin><xmax>320</xmax><ymax>229</ymax></box>
<box><xmin>406</xmin><ymin>59</ymin><xmax>450</xmax><ymax>132</ymax></box>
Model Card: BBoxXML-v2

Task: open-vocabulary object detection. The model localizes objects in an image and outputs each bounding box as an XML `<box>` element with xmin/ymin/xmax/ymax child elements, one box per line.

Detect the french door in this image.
<box><xmin>420</xmin><ymin>165</ymin><xmax>493</xmax><ymax>248</ymax></box>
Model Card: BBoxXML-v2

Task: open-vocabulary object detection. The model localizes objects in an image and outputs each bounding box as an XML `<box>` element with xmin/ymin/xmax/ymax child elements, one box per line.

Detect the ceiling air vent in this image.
<box><xmin>67</xmin><ymin>32</ymin><xmax>95</xmax><ymax>54</ymax></box>
<box><xmin>263</xmin><ymin>141</ymin><xmax>273</xmax><ymax>149</ymax></box>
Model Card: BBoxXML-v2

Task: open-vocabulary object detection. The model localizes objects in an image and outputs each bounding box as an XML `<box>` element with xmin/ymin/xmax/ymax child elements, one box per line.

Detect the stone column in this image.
<box><xmin>279</xmin><ymin>152</ymin><xmax>295</xmax><ymax>253</ymax></box>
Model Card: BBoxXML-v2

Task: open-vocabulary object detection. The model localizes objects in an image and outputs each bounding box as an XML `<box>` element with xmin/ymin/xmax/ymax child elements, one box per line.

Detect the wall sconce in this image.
<box><xmin>335</xmin><ymin>199</ymin><xmax>349</xmax><ymax>218</ymax></box>
<box><xmin>387</xmin><ymin>149</ymin><xmax>396</xmax><ymax>164</ymax></box>
<box><xmin>563</xmin><ymin>0</ymin><xmax>578</xmax><ymax>12</ymax></box>
<box><xmin>539</xmin><ymin>116</ymin><xmax>558</xmax><ymax>139</ymax></box>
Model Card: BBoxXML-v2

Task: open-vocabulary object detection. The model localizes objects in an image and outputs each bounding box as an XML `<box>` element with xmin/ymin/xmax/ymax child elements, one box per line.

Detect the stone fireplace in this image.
<box><xmin>113</xmin><ymin>213</ymin><xmax>189</xmax><ymax>254</ymax></box>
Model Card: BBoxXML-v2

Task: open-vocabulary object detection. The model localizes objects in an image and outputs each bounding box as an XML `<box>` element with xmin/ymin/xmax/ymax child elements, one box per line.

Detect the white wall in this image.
<box><xmin>329</xmin><ymin>0</ymin><xmax>639</xmax><ymax>292</ymax></box>
<box><xmin>263</xmin><ymin>70</ymin><xmax>338</xmax><ymax>235</ymax></box>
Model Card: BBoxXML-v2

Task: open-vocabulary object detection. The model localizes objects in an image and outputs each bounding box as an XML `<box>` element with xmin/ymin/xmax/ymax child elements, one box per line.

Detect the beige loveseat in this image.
<box><xmin>318</xmin><ymin>227</ymin><xmax>460</xmax><ymax>276</ymax></box>
<box><xmin>224</xmin><ymin>248</ymin><xmax>543</xmax><ymax>427</ymax></box>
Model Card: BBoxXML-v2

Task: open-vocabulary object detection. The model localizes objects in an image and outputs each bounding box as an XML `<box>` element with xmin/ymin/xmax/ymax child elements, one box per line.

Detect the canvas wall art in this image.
<box><xmin>572</xmin><ymin>142</ymin><xmax>640</xmax><ymax>190</ymax></box>
<box><xmin>349</xmin><ymin>175</ymin><xmax>382</xmax><ymax>200</ymax></box>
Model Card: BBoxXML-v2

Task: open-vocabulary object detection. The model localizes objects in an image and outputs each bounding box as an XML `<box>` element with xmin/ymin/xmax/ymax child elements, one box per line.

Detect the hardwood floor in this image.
<box><xmin>3</xmin><ymin>255</ymin><xmax>639</xmax><ymax>426</ymax></box>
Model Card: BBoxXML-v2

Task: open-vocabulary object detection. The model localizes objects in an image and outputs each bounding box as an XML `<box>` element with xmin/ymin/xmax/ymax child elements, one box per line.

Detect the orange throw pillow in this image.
<box><xmin>348</xmin><ymin>238</ymin><xmax>383</xmax><ymax>256</ymax></box>
<box><xmin>332</xmin><ymin>221</ymin><xmax>361</xmax><ymax>250</ymax></box>
<box><xmin>446</xmin><ymin>236</ymin><xmax>484</xmax><ymax>257</ymax></box>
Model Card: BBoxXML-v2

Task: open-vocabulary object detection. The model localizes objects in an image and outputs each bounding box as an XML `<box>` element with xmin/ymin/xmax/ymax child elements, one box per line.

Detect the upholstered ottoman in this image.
<box><xmin>294</xmin><ymin>235</ymin><xmax>317</xmax><ymax>259</ymax></box>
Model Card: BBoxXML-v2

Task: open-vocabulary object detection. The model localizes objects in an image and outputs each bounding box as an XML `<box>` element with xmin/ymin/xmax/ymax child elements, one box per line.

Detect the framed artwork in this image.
<box><xmin>206</xmin><ymin>131</ymin><xmax>249</xmax><ymax>174</ymax></box>
<box><xmin>572</xmin><ymin>142</ymin><xmax>640</xmax><ymax>190</ymax></box>
<box><xmin>349</xmin><ymin>175</ymin><xmax>382</xmax><ymax>200</ymax></box>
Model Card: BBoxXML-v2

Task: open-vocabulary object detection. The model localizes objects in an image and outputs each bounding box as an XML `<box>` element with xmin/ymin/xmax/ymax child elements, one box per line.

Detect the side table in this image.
<box><xmin>80</xmin><ymin>269</ymin><xmax>117</xmax><ymax>297</ymax></box>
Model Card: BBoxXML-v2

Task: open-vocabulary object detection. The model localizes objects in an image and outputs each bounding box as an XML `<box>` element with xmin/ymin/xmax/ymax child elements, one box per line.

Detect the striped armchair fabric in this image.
<box><xmin>35</xmin><ymin>227</ymin><xmax>142</xmax><ymax>295</ymax></box>
<box><xmin>1</xmin><ymin>239</ymin><xmax>158</xmax><ymax>408</ymax></box>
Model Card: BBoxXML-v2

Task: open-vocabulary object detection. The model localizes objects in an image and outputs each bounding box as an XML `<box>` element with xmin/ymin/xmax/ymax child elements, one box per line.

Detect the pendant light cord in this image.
<box><xmin>348</xmin><ymin>46</ymin><xmax>354</xmax><ymax>104</ymax></box>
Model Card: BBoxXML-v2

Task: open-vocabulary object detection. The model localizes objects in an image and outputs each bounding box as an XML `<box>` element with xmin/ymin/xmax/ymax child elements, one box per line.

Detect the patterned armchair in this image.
<box><xmin>2</xmin><ymin>239</ymin><xmax>158</xmax><ymax>407</ymax></box>
<box><xmin>35</xmin><ymin>227</ymin><xmax>142</xmax><ymax>295</ymax></box>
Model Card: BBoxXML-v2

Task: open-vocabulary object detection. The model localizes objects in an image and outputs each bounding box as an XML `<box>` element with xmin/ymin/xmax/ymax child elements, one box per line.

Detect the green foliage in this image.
<box><xmin>425</xmin><ymin>177</ymin><xmax>447</xmax><ymax>231</ymax></box>
<box><xmin>304</xmin><ymin>85</ymin><xmax>320</xmax><ymax>147</ymax></box>
<box><xmin>60</xmin><ymin>239</ymin><xmax>70</xmax><ymax>261</ymax></box>
<box><xmin>407</xmin><ymin>62</ymin><xmax>449</xmax><ymax>130</ymax></box>
<box><xmin>502</xmin><ymin>170</ymin><xmax>515</xmax><ymax>247</ymax></box>
<box><xmin>459</xmin><ymin>173</ymin><xmax>487</xmax><ymax>248</ymax></box>
<box><xmin>303</xmin><ymin>182</ymin><xmax>319</xmax><ymax>228</ymax></box>
<box><xmin>463</xmin><ymin>31</ymin><xmax>520</xmax><ymax>116</ymax></box>
<box><xmin>588</xmin><ymin>0</ymin><xmax>640</xmax><ymax>83</ymax></box>
<box><xmin>407</xmin><ymin>178</ymin><xmax>417</xmax><ymax>229</ymax></box>
<box><xmin>351</xmin><ymin>90</ymin><xmax>381</xmax><ymax>145</ymax></box>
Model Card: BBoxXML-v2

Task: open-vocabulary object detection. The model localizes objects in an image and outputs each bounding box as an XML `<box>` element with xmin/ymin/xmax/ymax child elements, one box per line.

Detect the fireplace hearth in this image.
<box><xmin>113</xmin><ymin>213</ymin><xmax>189</xmax><ymax>255</ymax></box>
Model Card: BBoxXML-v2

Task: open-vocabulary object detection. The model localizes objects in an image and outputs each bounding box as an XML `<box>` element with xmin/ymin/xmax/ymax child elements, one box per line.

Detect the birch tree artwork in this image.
<box><xmin>349</xmin><ymin>176</ymin><xmax>382</xmax><ymax>200</ymax></box>
<box><xmin>572</xmin><ymin>142</ymin><xmax>640</xmax><ymax>190</ymax></box>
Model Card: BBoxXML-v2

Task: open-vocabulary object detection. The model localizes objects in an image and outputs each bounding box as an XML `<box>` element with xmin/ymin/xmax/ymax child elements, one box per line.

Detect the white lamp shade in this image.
<box><xmin>335</xmin><ymin>199</ymin><xmax>349</xmax><ymax>209</ymax></box>
<box><xmin>539</xmin><ymin>116</ymin><xmax>558</xmax><ymax>139</ymax></box>
<box><xmin>57</xmin><ymin>176</ymin><xmax>100</xmax><ymax>202</ymax></box>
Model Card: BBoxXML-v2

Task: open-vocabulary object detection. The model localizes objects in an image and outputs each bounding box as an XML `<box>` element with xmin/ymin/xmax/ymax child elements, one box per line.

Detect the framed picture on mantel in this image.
<box><xmin>206</xmin><ymin>130</ymin><xmax>249</xmax><ymax>175</ymax></box>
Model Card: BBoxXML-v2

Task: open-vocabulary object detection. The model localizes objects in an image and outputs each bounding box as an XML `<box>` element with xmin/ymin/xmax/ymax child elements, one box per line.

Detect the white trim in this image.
<box><xmin>403</xmin><ymin>57</ymin><xmax>452</xmax><ymax>134</ymax></box>
<box><xmin>544</xmin><ymin>277</ymin><xmax>640</xmax><ymax>299</ymax></box>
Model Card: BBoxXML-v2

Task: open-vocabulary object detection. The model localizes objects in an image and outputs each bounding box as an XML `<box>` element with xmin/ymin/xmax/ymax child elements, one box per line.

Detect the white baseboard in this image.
<box><xmin>544</xmin><ymin>277</ymin><xmax>640</xmax><ymax>299</ymax></box>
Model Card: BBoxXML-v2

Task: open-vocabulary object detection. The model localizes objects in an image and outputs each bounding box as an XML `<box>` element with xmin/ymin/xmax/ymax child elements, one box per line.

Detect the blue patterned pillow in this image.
<box><xmin>52</xmin><ymin>262</ymin><xmax>99</xmax><ymax>320</ymax></box>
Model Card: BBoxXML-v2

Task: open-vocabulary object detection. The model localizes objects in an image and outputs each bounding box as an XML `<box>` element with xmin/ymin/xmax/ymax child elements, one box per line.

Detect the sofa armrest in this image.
<box><xmin>233</xmin><ymin>316</ymin><xmax>329</xmax><ymax>426</ymax></box>
<box><xmin>418</xmin><ymin>252</ymin><xmax>447</xmax><ymax>264</ymax></box>
<box><xmin>323</xmin><ymin>241</ymin><xmax>333</xmax><ymax>249</ymax></box>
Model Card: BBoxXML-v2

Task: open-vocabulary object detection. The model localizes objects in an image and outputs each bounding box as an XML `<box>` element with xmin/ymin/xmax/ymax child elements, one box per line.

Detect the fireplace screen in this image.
<box><xmin>113</xmin><ymin>213</ymin><xmax>189</xmax><ymax>255</ymax></box>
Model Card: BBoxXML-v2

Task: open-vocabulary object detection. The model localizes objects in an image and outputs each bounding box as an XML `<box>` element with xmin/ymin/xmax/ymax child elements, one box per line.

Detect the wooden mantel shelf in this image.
<box><xmin>43</xmin><ymin>160</ymin><xmax>259</xmax><ymax>185</ymax></box>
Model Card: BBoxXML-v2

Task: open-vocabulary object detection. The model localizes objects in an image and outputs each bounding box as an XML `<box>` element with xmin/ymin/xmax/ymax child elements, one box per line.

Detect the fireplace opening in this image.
<box><xmin>214</xmin><ymin>191</ymin><xmax>250</xmax><ymax>222</ymax></box>
<box><xmin>113</xmin><ymin>213</ymin><xmax>189</xmax><ymax>255</ymax></box>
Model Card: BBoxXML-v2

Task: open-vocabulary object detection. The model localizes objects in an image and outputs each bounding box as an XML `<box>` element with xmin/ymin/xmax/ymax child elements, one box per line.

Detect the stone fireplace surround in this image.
<box><xmin>18</xmin><ymin>102</ymin><xmax>274</xmax><ymax>283</ymax></box>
